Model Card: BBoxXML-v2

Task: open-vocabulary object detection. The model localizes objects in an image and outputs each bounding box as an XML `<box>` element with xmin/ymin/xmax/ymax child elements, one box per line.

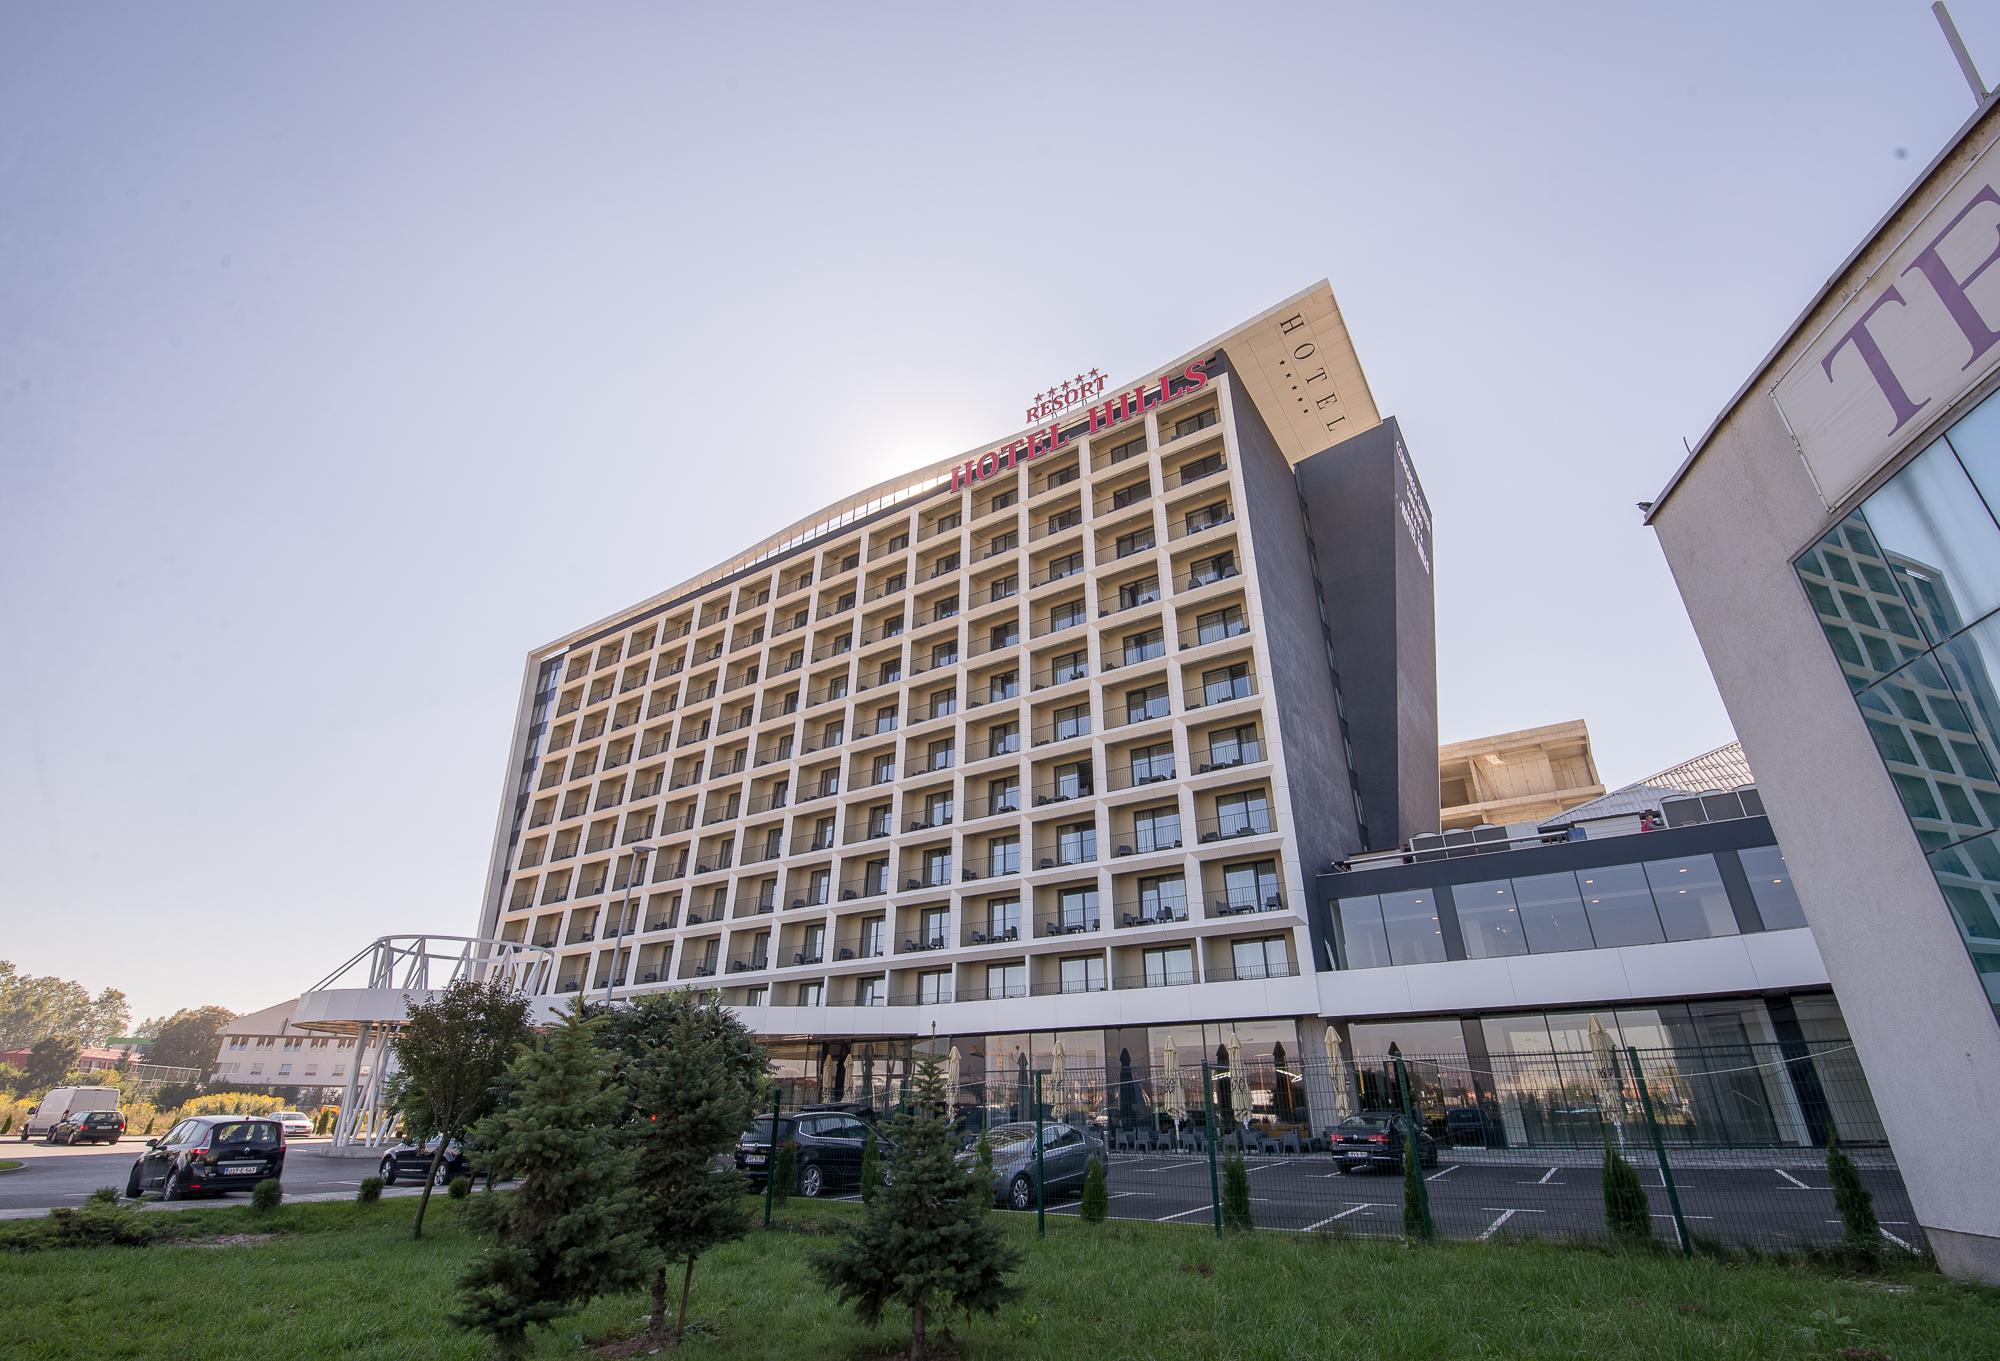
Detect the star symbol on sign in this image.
<box><xmin>1073</xmin><ymin>373</ymin><xmax>1084</xmax><ymax>386</ymax></box>
<box><xmin>1034</xmin><ymin>391</ymin><xmax>1045</xmax><ymax>403</ymax></box>
<box><xmin>1088</xmin><ymin>367</ymin><xmax>1100</xmax><ymax>378</ymax></box>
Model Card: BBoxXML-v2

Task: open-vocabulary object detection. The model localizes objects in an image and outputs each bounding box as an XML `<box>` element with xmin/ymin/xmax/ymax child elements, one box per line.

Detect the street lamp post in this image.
<box><xmin>602</xmin><ymin>843</ymin><xmax>656</xmax><ymax>1005</ymax></box>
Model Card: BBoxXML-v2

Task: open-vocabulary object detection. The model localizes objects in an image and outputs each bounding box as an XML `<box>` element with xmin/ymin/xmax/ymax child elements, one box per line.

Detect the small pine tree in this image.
<box><xmin>1079</xmin><ymin>1158</ymin><xmax>1108</xmax><ymax>1224</ymax></box>
<box><xmin>357</xmin><ymin>1176</ymin><xmax>383</xmax><ymax>1204</ymax></box>
<box><xmin>604</xmin><ymin>991</ymin><xmax>767</xmax><ymax>1347</ymax></box>
<box><xmin>860</xmin><ymin>1128</ymin><xmax>882</xmax><ymax>1203</ymax></box>
<box><xmin>1826</xmin><ymin>1133</ymin><xmax>1880</xmax><ymax>1259</ymax></box>
<box><xmin>976</xmin><ymin>1131</ymin><xmax>993</xmax><ymax>1182</ymax></box>
<box><xmin>814</xmin><ymin>1058</ymin><xmax>1021</xmax><ymax>1361</ymax></box>
<box><xmin>448</xmin><ymin>1175</ymin><xmax>472</xmax><ymax>1201</ymax></box>
<box><xmin>1220</xmin><ymin>1152</ymin><xmax>1253</xmax><ymax>1232</ymax></box>
<box><xmin>251</xmin><ymin>1178</ymin><xmax>283</xmax><ymax>1211</ymax></box>
<box><xmin>450</xmin><ymin>1000</ymin><xmax>651</xmax><ymax>1361</ymax></box>
<box><xmin>1601</xmin><ymin>1141</ymin><xmax>1651</xmax><ymax>1243</ymax></box>
<box><xmin>771</xmin><ymin>1143</ymin><xmax>796</xmax><ymax>1205</ymax></box>
<box><xmin>1401</xmin><ymin>1134</ymin><xmax>1433</xmax><ymax>1241</ymax></box>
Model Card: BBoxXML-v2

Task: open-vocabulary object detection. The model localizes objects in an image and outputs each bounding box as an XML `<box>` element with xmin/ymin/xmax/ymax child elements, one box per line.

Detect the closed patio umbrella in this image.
<box><xmin>1589</xmin><ymin>1017</ymin><xmax>1623</xmax><ymax>1146</ymax></box>
<box><xmin>1160</xmin><ymin>1039</ymin><xmax>1187</xmax><ymax>1149</ymax></box>
<box><xmin>1051</xmin><ymin>1039</ymin><xmax>1069</xmax><ymax>1120</ymax></box>
<box><xmin>819</xmin><ymin>1054</ymin><xmax>834</xmax><ymax>1102</ymax></box>
<box><xmin>1228</xmin><ymin>1035</ymin><xmax>1255</xmax><ymax>1148</ymax></box>
<box><xmin>1328</xmin><ymin>1031</ymin><xmax>1353</xmax><ymax>1121</ymax></box>
<box><xmin>947</xmin><ymin>1045</ymin><xmax>962</xmax><ymax>1102</ymax></box>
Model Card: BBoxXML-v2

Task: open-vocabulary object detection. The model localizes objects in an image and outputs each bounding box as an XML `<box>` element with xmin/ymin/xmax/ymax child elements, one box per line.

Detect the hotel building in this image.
<box><xmin>474</xmin><ymin>283</ymin><xmax>1437</xmax><ymax>1119</ymax></box>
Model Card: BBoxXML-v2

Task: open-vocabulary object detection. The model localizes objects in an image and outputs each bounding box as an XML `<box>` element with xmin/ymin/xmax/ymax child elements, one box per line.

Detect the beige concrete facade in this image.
<box><xmin>1437</xmin><ymin>719</ymin><xmax>1603</xmax><ymax>831</ymax></box>
<box><xmin>475</xmin><ymin>283</ymin><xmax>1402</xmax><ymax>1044</ymax></box>
<box><xmin>1648</xmin><ymin>99</ymin><xmax>2000</xmax><ymax>1282</ymax></box>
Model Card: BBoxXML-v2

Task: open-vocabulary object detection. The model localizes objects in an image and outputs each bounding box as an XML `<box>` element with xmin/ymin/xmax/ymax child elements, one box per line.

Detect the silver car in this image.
<box><xmin>968</xmin><ymin>1121</ymin><xmax>1105</xmax><ymax>1211</ymax></box>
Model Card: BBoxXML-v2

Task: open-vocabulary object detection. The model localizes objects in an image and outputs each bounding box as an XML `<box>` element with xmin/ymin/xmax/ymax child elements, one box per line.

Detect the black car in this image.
<box><xmin>1328</xmin><ymin>1110</ymin><xmax>1438</xmax><ymax>1172</ymax></box>
<box><xmin>378</xmin><ymin>1136</ymin><xmax>474</xmax><ymax>1187</ymax></box>
<box><xmin>1443</xmin><ymin>1105</ymin><xmax>1501</xmax><ymax>1147</ymax></box>
<box><xmin>735</xmin><ymin>1108</ymin><xmax>887</xmax><ymax>1198</ymax></box>
<box><xmin>125</xmin><ymin>1115</ymin><xmax>285</xmax><ymax>1200</ymax></box>
<box><xmin>50</xmin><ymin>1110</ymin><xmax>125</xmax><ymax>1145</ymax></box>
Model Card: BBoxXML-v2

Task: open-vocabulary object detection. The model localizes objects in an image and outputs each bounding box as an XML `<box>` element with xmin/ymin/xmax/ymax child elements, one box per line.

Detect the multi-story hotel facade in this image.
<box><xmin>474</xmin><ymin>283</ymin><xmax>1438</xmax><ymax>1121</ymax></box>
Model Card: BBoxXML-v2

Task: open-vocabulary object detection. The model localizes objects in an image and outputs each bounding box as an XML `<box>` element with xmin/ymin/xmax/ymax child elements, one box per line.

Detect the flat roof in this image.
<box><xmin>1645</xmin><ymin>92</ymin><xmax>2000</xmax><ymax>525</ymax></box>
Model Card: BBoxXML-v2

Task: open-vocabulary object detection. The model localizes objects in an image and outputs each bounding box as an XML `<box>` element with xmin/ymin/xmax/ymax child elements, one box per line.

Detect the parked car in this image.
<box><xmin>1328</xmin><ymin>1110</ymin><xmax>1438</xmax><ymax>1171</ymax></box>
<box><xmin>970</xmin><ymin>1121</ymin><xmax>1105</xmax><ymax>1211</ymax></box>
<box><xmin>50</xmin><ymin>1110</ymin><xmax>125</xmax><ymax>1145</ymax></box>
<box><xmin>377</xmin><ymin>1136</ymin><xmax>473</xmax><ymax>1186</ymax></box>
<box><xmin>124</xmin><ymin>1115</ymin><xmax>285</xmax><ymax>1200</ymax></box>
<box><xmin>273</xmin><ymin>1110</ymin><xmax>314</xmax><ymax>1139</ymax></box>
<box><xmin>19</xmin><ymin>1086</ymin><xmax>120</xmax><ymax>1141</ymax></box>
<box><xmin>735</xmin><ymin>1108</ymin><xmax>887</xmax><ymax>1198</ymax></box>
<box><xmin>1443</xmin><ymin>1105</ymin><xmax>1501</xmax><ymax>1147</ymax></box>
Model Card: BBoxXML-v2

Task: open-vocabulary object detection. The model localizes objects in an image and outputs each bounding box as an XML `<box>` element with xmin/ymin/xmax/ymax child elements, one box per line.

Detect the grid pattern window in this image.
<box><xmin>1793</xmin><ymin>389</ymin><xmax>2000</xmax><ymax>1018</ymax></box>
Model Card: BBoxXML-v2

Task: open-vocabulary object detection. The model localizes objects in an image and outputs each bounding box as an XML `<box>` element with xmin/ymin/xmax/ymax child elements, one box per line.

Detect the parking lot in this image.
<box><xmin>0</xmin><ymin>1138</ymin><xmax>441</xmax><ymax>1219</ymax></box>
<box><xmin>1019</xmin><ymin>1148</ymin><xmax>1925</xmax><ymax>1253</ymax></box>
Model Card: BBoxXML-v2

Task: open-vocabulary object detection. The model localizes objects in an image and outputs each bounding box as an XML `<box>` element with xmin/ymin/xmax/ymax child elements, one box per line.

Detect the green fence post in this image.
<box><xmin>1626</xmin><ymin>1046</ymin><xmax>1693</xmax><ymax>1256</ymax></box>
<box><xmin>1201</xmin><ymin>1061</ymin><xmax>1223</xmax><ymax>1239</ymax></box>
<box><xmin>1033</xmin><ymin>1070</ymin><xmax>1046</xmax><ymax>1238</ymax></box>
<box><xmin>763</xmin><ymin>1087</ymin><xmax>779</xmax><ymax>1230</ymax></box>
<box><xmin>1393</xmin><ymin>1052</ymin><xmax>1434</xmax><ymax>1241</ymax></box>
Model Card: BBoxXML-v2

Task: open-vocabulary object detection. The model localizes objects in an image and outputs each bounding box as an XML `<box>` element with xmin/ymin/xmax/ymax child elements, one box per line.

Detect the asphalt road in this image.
<box><xmin>0</xmin><ymin>1138</ymin><xmax>438</xmax><ymax>1218</ymax></box>
<box><xmin>1013</xmin><ymin>1150</ymin><xmax>1927</xmax><ymax>1253</ymax></box>
<box><xmin>2</xmin><ymin>1139</ymin><xmax>1925</xmax><ymax>1255</ymax></box>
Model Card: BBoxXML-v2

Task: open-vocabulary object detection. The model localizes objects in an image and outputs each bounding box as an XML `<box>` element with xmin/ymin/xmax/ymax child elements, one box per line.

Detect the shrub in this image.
<box><xmin>860</xmin><ymin>1128</ymin><xmax>882</xmax><ymax>1203</ymax></box>
<box><xmin>1401</xmin><ymin>1134</ymin><xmax>1433</xmax><ymax>1241</ymax></box>
<box><xmin>1827</xmin><ymin>1134</ymin><xmax>1881</xmax><ymax>1260</ymax></box>
<box><xmin>0</xmin><ymin>1115</ymin><xmax>11</xmax><ymax>1136</ymax></box>
<box><xmin>86</xmin><ymin>1186</ymin><xmax>119</xmax><ymax>1206</ymax></box>
<box><xmin>771</xmin><ymin>1144</ymin><xmax>796</xmax><ymax>1205</ymax></box>
<box><xmin>1</xmin><ymin>1202</ymin><xmax>159</xmax><ymax>1252</ymax></box>
<box><xmin>1220</xmin><ymin>1152</ymin><xmax>1253</xmax><ymax>1232</ymax></box>
<box><xmin>976</xmin><ymin>1131</ymin><xmax>993</xmax><ymax>1183</ymax></box>
<box><xmin>1079</xmin><ymin>1158</ymin><xmax>1108</xmax><ymax>1224</ymax></box>
<box><xmin>251</xmin><ymin>1178</ymin><xmax>283</xmax><ymax>1211</ymax></box>
<box><xmin>1602</xmin><ymin>1141</ymin><xmax>1651</xmax><ymax>1243</ymax></box>
<box><xmin>448</xmin><ymin>1174</ymin><xmax>471</xmax><ymax>1201</ymax></box>
<box><xmin>357</xmin><ymin>1176</ymin><xmax>384</xmax><ymax>1204</ymax></box>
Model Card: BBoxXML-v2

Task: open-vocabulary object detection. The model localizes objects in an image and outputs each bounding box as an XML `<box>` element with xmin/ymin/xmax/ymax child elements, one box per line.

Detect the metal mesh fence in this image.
<box><xmin>758</xmin><ymin>1041</ymin><xmax>1922</xmax><ymax>1255</ymax></box>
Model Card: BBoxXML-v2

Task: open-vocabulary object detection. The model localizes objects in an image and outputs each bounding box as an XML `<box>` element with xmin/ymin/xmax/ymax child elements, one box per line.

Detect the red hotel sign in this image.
<box><xmin>952</xmin><ymin>361</ymin><xmax>1210</xmax><ymax>491</ymax></box>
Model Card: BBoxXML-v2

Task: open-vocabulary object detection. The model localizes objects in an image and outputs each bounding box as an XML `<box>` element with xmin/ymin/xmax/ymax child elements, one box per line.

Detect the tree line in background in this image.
<box><xmin>0</xmin><ymin>959</ymin><xmax>240</xmax><ymax>1111</ymax></box>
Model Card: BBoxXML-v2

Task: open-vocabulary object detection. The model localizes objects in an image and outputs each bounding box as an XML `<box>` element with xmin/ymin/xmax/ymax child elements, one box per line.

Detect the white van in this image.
<box><xmin>21</xmin><ymin>1086</ymin><xmax>120</xmax><ymax>1141</ymax></box>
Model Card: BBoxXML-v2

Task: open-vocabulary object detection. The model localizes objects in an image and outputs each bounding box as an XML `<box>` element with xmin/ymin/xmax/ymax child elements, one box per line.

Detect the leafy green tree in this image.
<box><xmin>1601</xmin><ymin>1140</ymin><xmax>1651</xmax><ymax>1243</ymax></box>
<box><xmin>0</xmin><ymin>1063</ymin><xmax>24</xmax><ymax>1094</ymax></box>
<box><xmin>1080</xmin><ymin>1157</ymin><xmax>1108</xmax><ymax>1224</ymax></box>
<box><xmin>391</xmin><ymin>978</ymin><xmax>532</xmax><ymax>1240</ymax></box>
<box><xmin>814</xmin><ymin>1058</ymin><xmax>1020</xmax><ymax>1360</ymax></box>
<box><xmin>451</xmin><ymin>1001</ymin><xmax>650</xmax><ymax>1361</ymax></box>
<box><xmin>600</xmin><ymin>991</ymin><xmax>766</xmax><ymax>1347</ymax></box>
<box><xmin>860</xmin><ymin>1128</ymin><xmax>883</xmax><ymax>1203</ymax></box>
<box><xmin>1221</xmin><ymin>1152</ymin><xmax>1253</xmax><ymax>1232</ymax></box>
<box><xmin>138</xmin><ymin>1006</ymin><xmax>236</xmax><ymax>1073</ymax></box>
<box><xmin>0</xmin><ymin>963</ymin><xmax>95</xmax><ymax>1049</ymax></box>
<box><xmin>24</xmin><ymin>1037</ymin><xmax>80</xmax><ymax>1092</ymax></box>
<box><xmin>1827</xmin><ymin>1133</ymin><xmax>1880</xmax><ymax>1259</ymax></box>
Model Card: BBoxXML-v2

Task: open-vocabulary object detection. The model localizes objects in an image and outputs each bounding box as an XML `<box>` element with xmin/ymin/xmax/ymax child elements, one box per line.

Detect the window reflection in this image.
<box><xmin>1737</xmin><ymin>846</ymin><xmax>1807</xmax><ymax>930</ymax></box>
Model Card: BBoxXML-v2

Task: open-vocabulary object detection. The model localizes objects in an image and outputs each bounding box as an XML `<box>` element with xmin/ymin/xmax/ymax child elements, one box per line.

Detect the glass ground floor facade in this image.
<box><xmin>754</xmin><ymin>990</ymin><xmax>1878</xmax><ymax>1150</ymax></box>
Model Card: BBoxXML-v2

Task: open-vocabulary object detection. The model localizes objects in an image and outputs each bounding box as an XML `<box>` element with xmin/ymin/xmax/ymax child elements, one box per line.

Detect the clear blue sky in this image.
<box><xmin>4</xmin><ymin>3</ymin><xmax>1995</xmax><ymax>1021</ymax></box>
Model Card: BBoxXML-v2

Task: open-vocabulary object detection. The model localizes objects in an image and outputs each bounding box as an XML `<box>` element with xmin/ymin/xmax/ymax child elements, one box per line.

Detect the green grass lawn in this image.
<box><xmin>1</xmin><ymin>1195</ymin><xmax>1995</xmax><ymax>1360</ymax></box>
<box><xmin>0</xmin><ymin>1159</ymin><xmax>22</xmax><ymax>1173</ymax></box>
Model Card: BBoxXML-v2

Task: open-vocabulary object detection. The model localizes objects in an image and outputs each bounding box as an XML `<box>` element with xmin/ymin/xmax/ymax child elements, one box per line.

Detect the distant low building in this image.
<box><xmin>0</xmin><ymin>1043</ymin><xmax>133</xmax><ymax>1075</ymax></box>
<box><xmin>211</xmin><ymin>998</ymin><xmax>362</xmax><ymax>1100</ymax></box>
<box><xmin>1438</xmin><ymin>720</ymin><xmax>1604</xmax><ymax>831</ymax></box>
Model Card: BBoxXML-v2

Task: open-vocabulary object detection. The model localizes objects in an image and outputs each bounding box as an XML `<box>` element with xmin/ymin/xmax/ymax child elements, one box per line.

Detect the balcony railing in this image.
<box><xmin>1035</xmin><ymin>909</ymin><xmax>1100</xmax><ymax>938</ymax></box>
<box><xmin>1209</xmin><ymin>892</ymin><xmax>1285</xmax><ymax>917</ymax></box>
<box><xmin>1196</xmin><ymin>813</ymin><xmax>1275</xmax><ymax>844</ymax></box>
<box><xmin>1113</xmin><ymin>900</ymin><xmax>1190</xmax><ymax>928</ymax></box>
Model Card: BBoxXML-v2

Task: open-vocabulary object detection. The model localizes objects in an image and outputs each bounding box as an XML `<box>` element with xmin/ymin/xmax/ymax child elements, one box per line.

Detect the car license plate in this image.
<box><xmin>221</xmin><ymin>1164</ymin><xmax>263</xmax><ymax>1175</ymax></box>
<box><xmin>1344</xmin><ymin>1150</ymin><xmax>1369</xmax><ymax>1159</ymax></box>
<box><xmin>745</xmin><ymin>1153</ymin><xmax>766</xmax><ymax>1165</ymax></box>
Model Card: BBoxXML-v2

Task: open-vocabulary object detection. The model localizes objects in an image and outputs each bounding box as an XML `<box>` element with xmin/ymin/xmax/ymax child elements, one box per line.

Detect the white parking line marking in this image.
<box><xmin>1651</xmin><ymin>1213</ymin><xmax>1714</xmax><ymax>1220</ymax></box>
<box><xmin>1881</xmin><ymin>1227</ymin><xmax>1918</xmax><ymax>1254</ymax></box>
<box><xmin>1303</xmin><ymin>1203</ymin><xmax>1383</xmax><ymax>1231</ymax></box>
<box><xmin>1774</xmin><ymin>1169</ymin><xmax>1821</xmax><ymax>1191</ymax></box>
<box><xmin>1154</xmin><ymin>1205</ymin><xmax>1211</xmax><ymax>1223</ymax></box>
<box><xmin>1535</xmin><ymin>1167</ymin><xmax>1559</xmax><ymax>1185</ymax></box>
<box><xmin>1477</xmin><ymin>1207</ymin><xmax>1545</xmax><ymax>1240</ymax></box>
<box><xmin>1425</xmin><ymin>1164</ymin><xmax>1459</xmax><ymax>1181</ymax></box>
